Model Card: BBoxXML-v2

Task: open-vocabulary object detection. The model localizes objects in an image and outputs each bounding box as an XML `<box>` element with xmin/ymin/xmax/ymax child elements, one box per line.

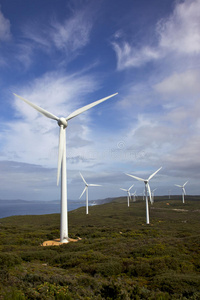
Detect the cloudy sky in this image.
<box><xmin>0</xmin><ymin>0</ymin><xmax>200</xmax><ymax>201</ymax></box>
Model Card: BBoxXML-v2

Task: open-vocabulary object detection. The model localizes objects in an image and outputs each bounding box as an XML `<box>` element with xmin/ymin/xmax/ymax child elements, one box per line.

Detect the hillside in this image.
<box><xmin>0</xmin><ymin>196</ymin><xmax>200</xmax><ymax>299</ymax></box>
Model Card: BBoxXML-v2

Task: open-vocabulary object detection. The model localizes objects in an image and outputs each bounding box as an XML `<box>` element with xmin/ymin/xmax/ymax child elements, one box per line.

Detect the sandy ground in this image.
<box><xmin>42</xmin><ymin>237</ymin><xmax>81</xmax><ymax>246</ymax></box>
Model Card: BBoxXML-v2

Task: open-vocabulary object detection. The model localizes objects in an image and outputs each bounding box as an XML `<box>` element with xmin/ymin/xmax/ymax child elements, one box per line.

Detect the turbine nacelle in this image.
<box><xmin>58</xmin><ymin>118</ymin><xmax>68</xmax><ymax>128</ymax></box>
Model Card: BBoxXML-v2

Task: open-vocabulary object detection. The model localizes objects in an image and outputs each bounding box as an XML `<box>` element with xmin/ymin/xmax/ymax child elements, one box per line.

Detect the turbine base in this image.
<box><xmin>41</xmin><ymin>237</ymin><xmax>81</xmax><ymax>246</ymax></box>
<box><xmin>61</xmin><ymin>238</ymin><xmax>69</xmax><ymax>244</ymax></box>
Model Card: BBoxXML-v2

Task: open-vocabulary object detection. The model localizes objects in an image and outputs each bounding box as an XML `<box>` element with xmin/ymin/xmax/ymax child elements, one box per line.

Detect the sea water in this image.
<box><xmin>0</xmin><ymin>200</ymin><xmax>85</xmax><ymax>219</ymax></box>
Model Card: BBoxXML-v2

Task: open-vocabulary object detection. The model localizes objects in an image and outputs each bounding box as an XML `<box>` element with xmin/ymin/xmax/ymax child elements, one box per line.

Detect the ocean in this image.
<box><xmin>0</xmin><ymin>200</ymin><xmax>85</xmax><ymax>219</ymax></box>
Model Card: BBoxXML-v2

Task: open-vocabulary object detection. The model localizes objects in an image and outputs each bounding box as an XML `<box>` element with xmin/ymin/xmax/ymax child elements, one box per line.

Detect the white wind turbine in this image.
<box><xmin>79</xmin><ymin>172</ymin><xmax>101</xmax><ymax>214</ymax></box>
<box><xmin>174</xmin><ymin>181</ymin><xmax>188</xmax><ymax>204</ymax></box>
<box><xmin>151</xmin><ymin>188</ymin><xmax>157</xmax><ymax>204</ymax></box>
<box><xmin>131</xmin><ymin>190</ymin><xmax>137</xmax><ymax>202</ymax></box>
<box><xmin>126</xmin><ymin>167</ymin><xmax>162</xmax><ymax>224</ymax></box>
<box><xmin>143</xmin><ymin>189</ymin><xmax>145</xmax><ymax>200</ymax></box>
<box><xmin>14</xmin><ymin>92</ymin><xmax>118</xmax><ymax>243</ymax></box>
<box><xmin>120</xmin><ymin>184</ymin><xmax>134</xmax><ymax>207</ymax></box>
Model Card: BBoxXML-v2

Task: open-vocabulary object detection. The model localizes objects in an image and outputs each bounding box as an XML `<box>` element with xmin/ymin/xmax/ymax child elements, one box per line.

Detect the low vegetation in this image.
<box><xmin>0</xmin><ymin>196</ymin><xmax>200</xmax><ymax>299</ymax></box>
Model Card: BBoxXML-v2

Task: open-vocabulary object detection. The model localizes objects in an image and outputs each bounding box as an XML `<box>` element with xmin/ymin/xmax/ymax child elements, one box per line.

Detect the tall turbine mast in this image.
<box><xmin>120</xmin><ymin>184</ymin><xmax>134</xmax><ymax>207</ymax></box>
<box><xmin>126</xmin><ymin>167</ymin><xmax>162</xmax><ymax>224</ymax></box>
<box><xmin>151</xmin><ymin>188</ymin><xmax>157</xmax><ymax>204</ymax></box>
<box><xmin>131</xmin><ymin>190</ymin><xmax>137</xmax><ymax>202</ymax></box>
<box><xmin>79</xmin><ymin>172</ymin><xmax>101</xmax><ymax>214</ymax></box>
<box><xmin>14</xmin><ymin>92</ymin><xmax>118</xmax><ymax>243</ymax></box>
<box><xmin>175</xmin><ymin>181</ymin><xmax>188</xmax><ymax>204</ymax></box>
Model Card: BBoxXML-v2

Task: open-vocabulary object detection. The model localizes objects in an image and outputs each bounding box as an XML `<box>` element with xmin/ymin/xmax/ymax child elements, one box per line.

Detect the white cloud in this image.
<box><xmin>112</xmin><ymin>41</ymin><xmax>160</xmax><ymax>70</ymax></box>
<box><xmin>0</xmin><ymin>8</ymin><xmax>11</xmax><ymax>41</ymax></box>
<box><xmin>154</xmin><ymin>69</ymin><xmax>200</xmax><ymax>98</ymax></box>
<box><xmin>51</xmin><ymin>10</ymin><xmax>92</xmax><ymax>52</ymax></box>
<box><xmin>116</xmin><ymin>91</ymin><xmax>200</xmax><ymax>184</ymax></box>
<box><xmin>20</xmin><ymin>5</ymin><xmax>93</xmax><ymax>65</ymax></box>
<box><xmin>112</xmin><ymin>0</ymin><xmax>200</xmax><ymax>70</ymax></box>
<box><xmin>158</xmin><ymin>0</ymin><xmax>200</xmax><ymax>54</ymax></box>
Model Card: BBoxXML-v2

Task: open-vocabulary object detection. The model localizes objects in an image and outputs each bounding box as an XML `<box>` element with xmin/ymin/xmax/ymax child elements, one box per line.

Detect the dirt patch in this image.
<box><xmin>41</xmin><ymin>237</ymin><xmax>81</xmax><ymax>246</ymax></box>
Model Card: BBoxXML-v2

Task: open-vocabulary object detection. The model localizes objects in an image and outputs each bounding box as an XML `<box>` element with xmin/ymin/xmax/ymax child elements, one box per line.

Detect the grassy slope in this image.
<box><xmin>0</xmin><ymin>196</ymin><xmax>200</xmax><ymax>299</ymax></box>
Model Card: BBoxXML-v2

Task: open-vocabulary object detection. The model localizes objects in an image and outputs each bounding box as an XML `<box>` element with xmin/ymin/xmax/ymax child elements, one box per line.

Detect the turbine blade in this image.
<box><xmin>183</xmin><ymin>187</ymin><xmax>186</xmax><ymax>195</ymax></box>
<box><xmin>57</xmin><ymin>126</ymin><xmax>65</xmax><ymax>186</ymax></box>
<box><xmin>175</xmin><ymin>184</ymin><xmax>182</xmax><ymax>187</ymax></box>
<box><xmin>79</xmin><ymin>186</ymin><xmax>87</xmax><ymax>199</ymax></box>
<box><xmin>147</xmin><ymin>183</ymin><xmax>152</xmax><ymax>203</ymax></box>
<box><xmin>88</xmin><ymin>184</ymin><xmax>102</xmax><ymax>187</ymax></box>
<box><xmin>79</xmin><ymin>172</ymin><xmax>87</xmax><ymax>185</ymax></box>
<box><xmin>128</xmin><ymin>183</ymin><xmax>134</xmax><ymax>191</ymax></box>
<box><xmin>183</xmin><ymin>181</ymin><xmax>188</xmax><ymax>187</ymax></box>
<box><xmin>125</xmin><ymin>173</ymin><xmax>145</xmax><ymax>182</ymax></box>
<box><xmin>148</xmin><ymin>167</ymin><xmax>162</xmax><ymax>181</ymax></box>
<box><xmin>120</xmin><ymin>188</ymin><xmax>127</xmax><ymax>192</ymax></box>
<box><xmin>65</xmin><ymin>93</ymin><xmax>118</xmax><ymax>121</ymax></box>
<box><xmin>13</xmin><ymin>93</ymin><xmax>59</xmax><ymax>121</ymax></box>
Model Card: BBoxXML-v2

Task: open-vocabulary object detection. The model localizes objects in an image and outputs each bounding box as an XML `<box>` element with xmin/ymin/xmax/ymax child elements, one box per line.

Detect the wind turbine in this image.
<box><xmin>14</xmin><ymin>92</ymin><xmax>118</xmax><ymax>243</ymax></box>
<box><xmin>79</xmin><ymin>172</ymin><xmax>101</xmax><ymax>214</ymax></box>
<box><xmin>151</xmin><ymin>188</ymin><xmax>157</xmax><ymax>204</ymax></box>
<box><xmin>143</xmin><ymin>189</ymin><xmax>145</xmax><ymax>200</ymax></box>
<box><xmin>120</xmin><ymin>184</ymin><xmax>134</xmax><ymax>207</ymax></box>
<box><xmin>131</xmin><ymin>190</ymin><xmax>137</xmax><ymax>202</ymax></box>
<box><xmin>174</xmin><ymin>181</ymin><xmax>188</xmax><ymax>204</ymax></box>
<box><xmin>126</xmin><ymin>167</ymin><xmax>162</xmax><ymax>224</ymax></box>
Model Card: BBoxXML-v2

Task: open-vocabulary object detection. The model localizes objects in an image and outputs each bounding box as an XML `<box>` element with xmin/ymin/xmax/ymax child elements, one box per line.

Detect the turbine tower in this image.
<box><xmin>14</xmin><ymin>92</ymin><xmax>118</xmax><ymax>243</ymax></box>
<box><xmin>79</xmin><ymin>172</ymin><xmax>101</xmax><ymax>214</ymax></box>
<box><xmin>131</xmin><ymin>190</ymin><xmax>137</xmax><ymax>202</ymax></box>
<box><xmin>126</xmin><ymin>167</ymin><xmax>162</xmax><ymax>224</ymax></box>
<box><xmin>120</xmin><ymin>184</ymin><xmax>134</xmax><ymax>207</ymax></box>
<box><xmin>174</xmin><ymin>181</ymin><xmax>188</xmax><ymax>204</ymax></box>
<box><xmin>151</xmin><ymin>188</ymin><xmax>157</xmax><ymax>204</ymax></box>
<box><xmin>143</xmin><ymin>189</ymin><xmax>145</xmax><ymax>201</ymax></box>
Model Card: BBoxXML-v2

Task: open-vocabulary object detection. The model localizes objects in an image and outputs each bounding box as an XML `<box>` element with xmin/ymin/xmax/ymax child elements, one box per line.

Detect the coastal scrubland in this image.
<box><xmin>0</xmin><ymin>196</ymin><xmax>200</xmax><ymax>299</ymax></box>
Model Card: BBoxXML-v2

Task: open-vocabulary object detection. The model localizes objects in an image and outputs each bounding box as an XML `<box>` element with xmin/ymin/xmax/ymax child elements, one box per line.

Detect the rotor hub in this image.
<box><xmin>58</xmin><ymin>118</ymin><xmax>68</xmax><ymax>128</ymax></box>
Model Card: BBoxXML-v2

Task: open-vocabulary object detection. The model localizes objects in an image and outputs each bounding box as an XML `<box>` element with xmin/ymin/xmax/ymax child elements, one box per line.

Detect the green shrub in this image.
<box><xmin>152</xmin><ymin>273</ymin><xmax>200</xmax><ymax>296</ymax></box>
<box><xmin>36</xmin><ymin>282</ymin><xmax>72</xmax><ymax>299</ymax></box>
<box><xmin>0</xmin><ymin>253</ymin><xmax>22</xmax><ymax>268</ymax></box>
<box><xmin>128</xmin><ymin>260</ymin><xmax>152</xmax><ymax>277</ymax></box>
<box><xmin>100</xmin><ymin>282</ymin><xmax>123</xmax><ymax>299</ymax></box>
<box><xmin>21</xmin><ymin>249</ymin><xmax>55</xmax><ymax>262</ymax></box>
<box><xmin>2</xmin><ymin>288</ymin><xmax>25</xmax><ymax>300</ymax></box>
<box><xmin>96</xmin><ymin>260</ymin><xmax>123</xmax><ymax>277</ymax></box>
<box><xmin>23</xmin><ymin>273</ymin><xmax>45</xmax><ymax>285</ymax></box>
<box><xmin>80</xmin><ymin>263</ymin><xmax>98</xmax><ymax>276</ymax></box>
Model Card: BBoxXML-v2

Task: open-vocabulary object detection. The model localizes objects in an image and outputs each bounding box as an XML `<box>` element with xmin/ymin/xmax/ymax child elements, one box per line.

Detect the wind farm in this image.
<box><xmin>1</xmin><ymin>0</ymin><xmax>200</xmax><ymax>299</ymax></box>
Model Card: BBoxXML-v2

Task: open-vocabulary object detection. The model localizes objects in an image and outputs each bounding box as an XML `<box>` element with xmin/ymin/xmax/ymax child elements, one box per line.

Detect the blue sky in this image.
<box><xmin>0</xmin><ymin>0</ymin><xmax>200</xmax><ymax>201</ymax></box>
